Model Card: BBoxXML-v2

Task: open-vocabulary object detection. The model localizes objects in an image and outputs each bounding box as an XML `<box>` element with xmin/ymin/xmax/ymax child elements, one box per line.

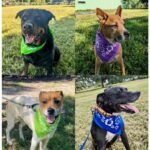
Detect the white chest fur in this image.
<box><xmin>105</xmin><ymin>132</ymin><xmax>116</xmax><ymax>142</ymax></box>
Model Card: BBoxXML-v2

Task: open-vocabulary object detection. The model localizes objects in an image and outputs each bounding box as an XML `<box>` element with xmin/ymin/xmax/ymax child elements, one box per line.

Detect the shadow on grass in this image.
<box><xmin>2</xmin><ymin>15</ymin><xmax>75</xmax><ymax>76</ymax></box>
<box><xmin>2</xmin><ymin>96</ymin><xmax>75</xmax><ymax>150</ymax></box>
<box><xmin>75</xmin><ymin>16</ymin><xmax>148</xmax><ymax>75</ymax></box>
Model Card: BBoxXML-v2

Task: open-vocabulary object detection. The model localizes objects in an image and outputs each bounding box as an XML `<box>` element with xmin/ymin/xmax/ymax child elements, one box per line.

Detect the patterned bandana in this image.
<box><xmin>34</xmin><ymin>108</ymin><xmax>60</xmax><ymax>138</ymax></box>
<box><xmin>93</xmin><ymin>111</ymin><xmax>124</xmax><ymax>135</ymax></box>
<box><xmin>95</xmin><ymin>30</ymin><xmax>120</xmax><ymax>63</ymax></box>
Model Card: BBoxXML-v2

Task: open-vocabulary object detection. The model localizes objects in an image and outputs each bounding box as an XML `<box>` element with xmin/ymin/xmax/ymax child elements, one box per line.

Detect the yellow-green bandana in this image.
<box><xmin>21</xmin><ymin>39</ymin><xmax>46</xmax><ymax>55</ymax></box>
<box><xmin>34</xmin><ymin>108</ymin><xmax>60</xmax><ymax>138</ymax></box>
<box><xmin>21</xmin><ymin>28</ymin><xmax>54</xmax><ymax>55</ymax></box>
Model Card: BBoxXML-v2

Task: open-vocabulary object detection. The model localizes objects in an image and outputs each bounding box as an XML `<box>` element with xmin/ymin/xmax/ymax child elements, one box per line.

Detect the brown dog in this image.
<box><xmin>94</xmin><ymin>6</ymin><xmax>129</xmax><ymax>75</ymax></box>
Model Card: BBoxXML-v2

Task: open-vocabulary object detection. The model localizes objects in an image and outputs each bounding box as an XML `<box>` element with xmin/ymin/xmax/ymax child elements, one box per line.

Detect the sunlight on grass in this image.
<box><xmin>2</xmin><ymin>5</ymin><xmax>74</xmax><ymax>37</ymax></box>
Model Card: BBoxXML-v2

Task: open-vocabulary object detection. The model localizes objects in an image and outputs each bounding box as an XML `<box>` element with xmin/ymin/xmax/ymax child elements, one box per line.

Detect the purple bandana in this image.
<box><xmin>95</xmin><ymin>30</ymin><xmax>120</xmax><ymax>63</ymax></box>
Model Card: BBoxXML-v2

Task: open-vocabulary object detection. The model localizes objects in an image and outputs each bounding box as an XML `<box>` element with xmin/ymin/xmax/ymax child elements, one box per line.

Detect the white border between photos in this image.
<box><xmin>0</xmin><ymin>2</ymin><xmax>149</xmax><ymax>150</ymax></box>
<box><xmin>0</xmin><ymin>0</ymin><xmax>2</xmax><ymax>149</ymax></box>
<box><xmin>148</xmin><ymin>1</ymin><xmax>150</xmax><ymax>150</ymax></box>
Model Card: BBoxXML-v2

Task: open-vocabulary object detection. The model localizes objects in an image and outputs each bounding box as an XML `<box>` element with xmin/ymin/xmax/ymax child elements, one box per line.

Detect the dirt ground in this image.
<box><xmin>2</xmin><ymin>79</ymin><xmax>75</xmax><ymax>100</ymax></box>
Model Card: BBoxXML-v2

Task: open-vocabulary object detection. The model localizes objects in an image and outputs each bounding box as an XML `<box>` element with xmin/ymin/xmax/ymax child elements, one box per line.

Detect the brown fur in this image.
<box><xmin>39</xmin><ymin>91</ymin><xmax>63</xmax><ymax>114</ymax></box>
<box><xmin>95</xmin><ymin>5</ymin><xmax>128</xmax><ymax>75</ymax></box>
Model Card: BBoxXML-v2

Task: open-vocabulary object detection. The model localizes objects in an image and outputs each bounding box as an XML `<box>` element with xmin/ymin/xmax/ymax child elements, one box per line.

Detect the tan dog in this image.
<box><xmin>6</xmin><ymin>91</ymin><xmax>63</xmax><ymax>150</ymax></box>
<box><xmin>94</xmin><ymin>6</ymin><xmax>129</xmax><ymax>75</ymax></box>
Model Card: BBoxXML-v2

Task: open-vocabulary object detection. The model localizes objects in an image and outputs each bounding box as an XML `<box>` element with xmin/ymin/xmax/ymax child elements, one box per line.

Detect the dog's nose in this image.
<box><xmin>48</xmin><ymin>108</ymin><xmax>55</xmax><ymax>115</ymax></box>
<box><xmin>124</xmin><ymin>31</ymin><xmax>130</xmax><ymax>38</ymax></box>
<box><xmin>23</xmin><ymin>23</ymin><xmax>33</xmax><ymax>30</ymax></box>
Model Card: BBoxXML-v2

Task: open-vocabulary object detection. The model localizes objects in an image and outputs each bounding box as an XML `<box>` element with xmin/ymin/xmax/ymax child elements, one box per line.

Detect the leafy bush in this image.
<box><xmin>122</xmin><ymin>0</ymin><xmax>148</xmax><ymax>9</ymax></box>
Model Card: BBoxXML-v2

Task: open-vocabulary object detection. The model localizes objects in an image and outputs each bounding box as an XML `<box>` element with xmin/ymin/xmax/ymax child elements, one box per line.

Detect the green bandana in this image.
<box><xmin>21</xmin><ymin>39</ymin><xmax>46</xmax><ymax>55</ymax></box>
<box><xmin>34</xmin><ymin>108</ymin><xmax>60</xmax><ymax>138</ymax></box>
<box><xmin>21</xmin><ymin>28</ymin><xmax>54</xmax><ymax>55</ymax></box>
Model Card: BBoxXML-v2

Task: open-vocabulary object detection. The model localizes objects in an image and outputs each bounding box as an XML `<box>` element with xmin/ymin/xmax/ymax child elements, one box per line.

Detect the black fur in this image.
<box><xmin>16</xmin><ymin>9</ymin><xmax>60</xmax><ymax>75</ymax></box>
<box><xmin>91</xmin><ymin>87</ymin><xmax>140</xmax><ymax>150</ymax></box>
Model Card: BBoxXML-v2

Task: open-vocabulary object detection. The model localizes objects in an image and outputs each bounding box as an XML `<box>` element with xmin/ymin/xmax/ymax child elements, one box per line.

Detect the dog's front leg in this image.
<box><xmin>39</xmin><ymin>138</ymin><xmax>49</xmax><ymax>150</ymax></box>
<box><xmin>120</xmin><ymin>127</ymin><xmax>131</xmax><ymax>150</ymax></box>
<box><xmin>117</xmin><ymin>56</ymin><xmax>125</xmax><ymax>76</ymax></box>
<box><xmin>96</xmin><ymin>145</ymin><xmax>106</xmax><ymax>150</ymax></box>
<box><xmin>21</xmin><ymin>62</ymin><xmax>29</xmax><ymax>76</ymax></box>
<box><xmin>95</xmin><ymin>56</ymin><xmax>101</xmax><ymax>75</ymax></box>
<box><xmin>116</xmin><ymin>46</ymin><xmax>125</xmax><ymax>75</ymax></box>
<box><xmin>120</xmin><ymin>58</ymin><xmax>125</xmax><ymax>76</ymax></box>
<box><xmin>30</xmin><ymin>136</ymin><xmax>40</xmax><ymax>150</ymax></box>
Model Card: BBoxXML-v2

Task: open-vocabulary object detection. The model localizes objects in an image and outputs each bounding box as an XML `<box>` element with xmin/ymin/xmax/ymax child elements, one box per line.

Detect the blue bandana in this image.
<box><xmin>93</xmin><ymin>112</ymin><xmax>124</xmax><ymax>135</ymax></box>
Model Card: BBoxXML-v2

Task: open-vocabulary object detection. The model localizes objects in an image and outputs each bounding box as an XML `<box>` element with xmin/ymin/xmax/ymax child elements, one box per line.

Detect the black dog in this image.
<box><xmin>16</xmin><ymin>9</ymin><xmax>60</xmax><ymax>76</ymax></box>
<box><xmin>91</xmin><ymin>87</ymin><xmax>140</xmax><ymax>150</ymax></box>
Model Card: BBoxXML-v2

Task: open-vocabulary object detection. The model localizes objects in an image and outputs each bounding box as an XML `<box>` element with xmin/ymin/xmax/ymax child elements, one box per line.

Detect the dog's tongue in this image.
<box><xmin>46</xmin><ymin>116</ymin><xmax>55</xmax><ymax>124</ymax></box>
<box><xmin>120</xmin><ymin>103</ymin><xmax>139</xmax><ymax>113</ymax></box>
<box><xmin>25</xmin><ymin>34</ymin><xmax>35</xmax><ymax>44</ymax></box>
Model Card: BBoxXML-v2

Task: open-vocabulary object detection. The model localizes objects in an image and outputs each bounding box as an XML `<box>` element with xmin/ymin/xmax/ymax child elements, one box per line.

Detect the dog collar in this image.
<box><xmin>93</xmin><ymin>111</ymin><xmax>124</xmax><ymax>135</ymax></box>
<box><xmin>95</xmin><ymin>30</ymin><xmax>120</xmax><ymax>63</ymax></box>
<box><xmin>34</xmin><ymin>108</ymin><xmax>60</xmax><ymax>138</ymax></box>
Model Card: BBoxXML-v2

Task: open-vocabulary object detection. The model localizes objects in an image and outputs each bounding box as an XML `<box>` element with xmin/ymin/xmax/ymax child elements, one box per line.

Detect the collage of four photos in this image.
<box><xmin>2</xmin><ymin>0</ymin><xmax>148</xmax><ymax>150</ymax></box>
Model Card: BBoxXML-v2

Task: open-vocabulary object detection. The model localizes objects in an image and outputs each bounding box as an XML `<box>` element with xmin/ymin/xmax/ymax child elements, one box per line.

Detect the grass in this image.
<box><xmin>75</xmin><ymin>79</ymin><xmax>148</xmax><ymax>150</ymax></box>
<box><xmin>75</xmin><ymin>9</ymin><xmax>148</xmax><ymax>75</ymax></box>
<box><xmin>2</xmin><ymin>5</ymin><xmax>75</xmax><ymax>76</ymax></box>
<box><xmin>2</xmin><ymin>79</ymin><xmax>75</xmax><ymax>150</ymax></box>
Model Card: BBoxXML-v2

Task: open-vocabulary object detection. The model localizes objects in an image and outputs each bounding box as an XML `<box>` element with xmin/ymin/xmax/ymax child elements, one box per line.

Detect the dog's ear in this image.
<box><xmin>115</xmin><ymin>5</ymin><xmax>122</xmax><ymax>17</ymax></box>
<box><xmin>39</xmin><ymin>91</ymin><xmax>45</xmax><ymax>98</ymax></box>
<box><xmin>59</xmin><ymin>91</ymin><xmax>64</xmax><ymax>97</ymax></box>
<box><xmin>104</xmin><ymin>86</ymin><xmax>112</xmax><ymax>92</ymax></box>
<box><xmin>15</xmin><ymin>9</ymin><xmax>26</xmax><ymax>19</ymax></box>
<box><xmin>41</xmin><ymin>10</ymin><xmax>56</xmax><ymax>23</ymax></box>
<box><xmin>96</xmin><ymin>8</ymin><xmax>108</xmax><ymax>23</ymax></box>
<box><xmin>96</xmin><ymin>93</ymin><xmax>105</xmax><ymax>105</ymax></box>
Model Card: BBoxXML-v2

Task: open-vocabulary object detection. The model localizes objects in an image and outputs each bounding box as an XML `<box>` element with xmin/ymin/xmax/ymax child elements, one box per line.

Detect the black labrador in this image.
<box><xmin>91</xmin><ymin>87</ymin><xmax>140</xmax><ymax>150</ymax></box>
<box><xmin>16</xmin><ymin>9</ymin><xmax>60</xmax><ymax>76</ymax></box>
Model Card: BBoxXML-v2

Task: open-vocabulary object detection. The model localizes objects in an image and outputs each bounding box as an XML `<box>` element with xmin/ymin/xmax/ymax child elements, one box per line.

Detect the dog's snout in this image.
<box><xmin>48</xmin><ymin>108</ymin><xmax>55</xmax><ymax>115</ymax></box>
<box><xmin>136</xmin><ymin>91</ymin><xmax>141</xmax><ymax>97</ymax></box>
<box><xmin>124</xmin><ymin>31</ymin><xmax>130</xmax><ymax>38</ymax></box>
<box><xmin>23</xmin><ymin>23</ymin><xmax>33</xmax><ymax>30</ymax></box>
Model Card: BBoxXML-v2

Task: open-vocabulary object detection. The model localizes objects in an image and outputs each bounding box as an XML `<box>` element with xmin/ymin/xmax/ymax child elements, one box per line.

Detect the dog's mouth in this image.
<box><xmin>24</xmin><ymin>34</ymin><xmax>35</xmax><ymax>44</ymax></box>
<box><xmin>45</xmin><ymin>115</ymin><xmax>56</xmax><ymax>124</ymax></box>
<box><xmin>119</xmin><ymin>103</ymin><xmax>139</xmax><ymax>114</ymax></box>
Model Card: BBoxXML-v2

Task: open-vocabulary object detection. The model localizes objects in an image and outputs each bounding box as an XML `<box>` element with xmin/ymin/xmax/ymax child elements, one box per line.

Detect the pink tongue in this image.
<box><xmin>25</xmin><ymin>35</ymin><xmax>35</xmax><ymax>44</ymax></box>
<box><xmin>46</xmin><ymin>116</ymin><xmax>55</xmax><ymax>124</ymax></box>
<box><xmin>120</xmin><ymin>103</ymin><xmax>139</xmax><ymax>113</ymax></box>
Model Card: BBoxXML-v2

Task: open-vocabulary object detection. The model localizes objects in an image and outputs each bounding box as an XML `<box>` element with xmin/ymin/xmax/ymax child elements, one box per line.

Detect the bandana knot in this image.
<box><xmin>95</xmin><ymin>30</ymin><xmax>120</xmax><ymax>63</ymax></box>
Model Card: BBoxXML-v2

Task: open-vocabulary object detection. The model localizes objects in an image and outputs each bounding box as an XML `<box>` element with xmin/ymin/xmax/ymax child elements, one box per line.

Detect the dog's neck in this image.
<box><xmin>100</xmin><ymin>28</ymin><xmax>114</xmax><ymax>44</ymax></box>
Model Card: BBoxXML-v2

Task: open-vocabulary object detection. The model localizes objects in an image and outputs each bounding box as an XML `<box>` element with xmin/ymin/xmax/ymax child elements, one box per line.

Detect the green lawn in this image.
<box><xmin>75</xmin><ymin>9</ymin><xmax>148</xmax><ymax>75</ymax></box>
<box><xmin>75</xmin><ymin>79</ymin><xmax>148</xmax><ymax>150</ymax></box>
<box><xmin>2</xmin><ymin>5</ymin><xmax>75</xmax><ymax>76</ymax></box>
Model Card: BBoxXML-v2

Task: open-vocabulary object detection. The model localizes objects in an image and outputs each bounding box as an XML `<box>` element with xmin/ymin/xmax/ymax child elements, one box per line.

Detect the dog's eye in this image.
<box><xmin>111</xmin><ymin>24</ymin><xmax>118</xmax><ymax>29</ymax></box>
<box><xmin>37</xmin><ymin>34</ymin><xmax>40</xmax><ymax>37</ymax></box>
<box><xmin>22</xmin><ymin>17</ymin><xmax>27</xmax><ymax>21</ymax></box>
<box><xmin>118</xmin><ymin>88</ymin><xmax>123</xmax><ymax>93</ymax></box>
<box><xmin>54</xmin><ymin>99</ymin><xmax>60</xmax><ymax>105</ymax></box>
<box><xmin>42</xmin><ymin>100</ymin><xmax>47</xmax><ymax>104</ymax></box>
